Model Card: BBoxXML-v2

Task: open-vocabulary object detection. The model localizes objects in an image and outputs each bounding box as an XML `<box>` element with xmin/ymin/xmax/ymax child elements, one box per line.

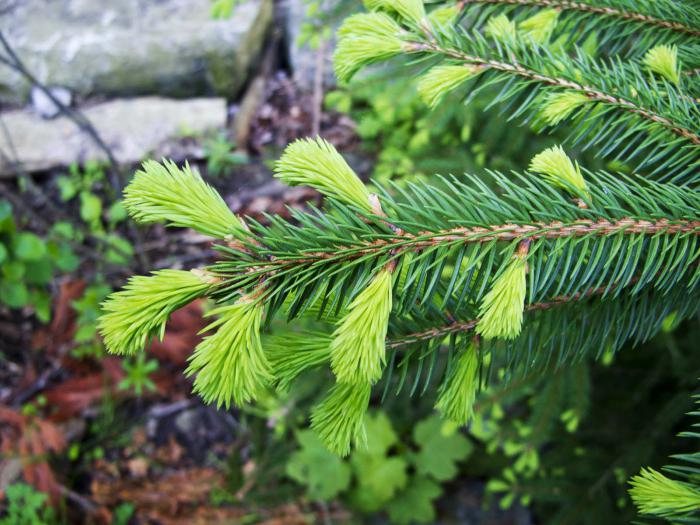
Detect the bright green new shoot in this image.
<box><xmin>485</xmin><ymin>14</ymin><xmax>517</xmax><ymax>44</ymax></box>
<box><xmin>275</xmin><ymin>137</ymin><xmax>372</xmax><ymax>212</ymax></box>
<box><xmin>311</xmin><ymin>381</ymin><xmax>372</xmax><ymax>456</ymax></box>
<box><xmin>629</xmin><ymin>468</ymin><xmax>700</xmax><ymax>518</ymax></box>
<box><xmin>529</xmin><ymin>146</ymin><xmax>590</xmax><ymax>199</ymax></box>
<box><xmin>518</xmin><ymin>9</ymin><xmax>558</xmax><ymax>44</ymax></box>
<box><xmin>335</xmin><ymin>12</ymin><xmax>409</xmax><ymax>83</ymax></box>
<box><xmin>186</xmin><ymin>300</ymin><xmax>271</xmax><ymax>408</ymax></box>
<box><xmin>435</xmin><ymin>344</ymin><xmax>479</xmax><ymax>425</ymax></box>
<box><xmin>643</xmin><ymin>45</ymin><xmax>680</xmax><ymax>85</ymax></box>
<box><xmin>123</xmin><ymin>160</ymin><xmax>244</xmax><ymax>239</ymax></box>
<box><xmin>541</xmin><ymin>92</ymin><xmax>591</xmax><ymax>126</ymax></box>
<box><xmin>267</xmin><ymin>331</ymin><xmax>332</xmax><ymax>391</ymax></box>
<box><xmin>476</xmin><ymin>249</ymin><xmax>528</xmax><ymax>340</ymax></box>
<box><xmin>417</xmin><ymin>64</ymin><xmax>482</xmax><ymax>108</ymax></box>
<box><xmin>99</xmin><ymin>269</ymin><xmax>211</xmax><ymax>355</ymax></box>
<box><xmin>330</xmin><ymin>269</ymin><xmax>393</xmax><ymax>384</ymax></box>
<box><xmin>366</xmin><ymin>0</ymin><xmax>425</xmax><ymax>25</ymax></box>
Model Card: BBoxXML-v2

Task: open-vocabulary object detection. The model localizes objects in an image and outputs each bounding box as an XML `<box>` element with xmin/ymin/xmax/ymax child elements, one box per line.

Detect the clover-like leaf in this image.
<box><xmin>286</xmin><ymin>430</ymin><xmax>351</xmax><ymax>501</ymax></box>
<box><xmin>413</xmin><ymin>415</ymin><xmax>473</xmax><ymax>481</ymax></box>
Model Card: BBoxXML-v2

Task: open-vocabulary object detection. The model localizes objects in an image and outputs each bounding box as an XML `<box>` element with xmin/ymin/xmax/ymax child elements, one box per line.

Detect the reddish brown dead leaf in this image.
<box><xmin>92</xmin><ymin>467</ymin><xmax>225</xmax><ymax>521</ymax></box>
<box><xmin>148</xmin><ymin>301</ymin><xmax>206</xmax><ymax>366</ymax></box>
<box><xmin>0</xmin><ymin>406</ymin><xmax>66</xmax><ymax>504</ymax></box>
<box><xmin>43</xmin><ymin>357</ymin><xmax>124</xmax><ymax>421</ymax></box>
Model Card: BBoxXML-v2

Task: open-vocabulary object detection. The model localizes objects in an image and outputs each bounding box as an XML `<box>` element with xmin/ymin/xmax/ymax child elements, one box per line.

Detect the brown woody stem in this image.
<box><xmin>250</xmin><ymin>218</ymin><xmax>700</xmax><ymax>272</ymax></box>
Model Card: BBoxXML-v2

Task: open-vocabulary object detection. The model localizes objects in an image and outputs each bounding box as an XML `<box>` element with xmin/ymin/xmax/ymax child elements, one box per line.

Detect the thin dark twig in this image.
<box><xmin>0</xmin><ymin>32</ymin><xmax>122</xmax><ymax>189</ymax></box>
<box><xmin>0</xmin><ymin>31</ymin><xmax>150</xmax><ymax>270</ymax></box>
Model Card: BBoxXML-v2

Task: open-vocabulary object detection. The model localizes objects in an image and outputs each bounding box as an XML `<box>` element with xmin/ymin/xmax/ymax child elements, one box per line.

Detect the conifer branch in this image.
<box><xmin>413</xmin><ymin>40</ymin><xmax>700</xmax><ymax>146</ymax></box>
<box><xmin>456</xmin><ymin>0</ymin><xmax>700</xmax><ymax>39</ymax></box>
<box><xmin>386</xmin><ymin>278</ymin><xmax>633</xmax><ymax>349</ymax></box>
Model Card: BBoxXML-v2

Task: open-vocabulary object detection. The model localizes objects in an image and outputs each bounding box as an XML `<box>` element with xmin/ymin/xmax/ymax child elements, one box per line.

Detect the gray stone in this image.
<box><xmin>284</xmin><ymin>0</ymin><xmax>338</xmax><ymax>90</ymax></box>
<box><xmin>30</xmin><ymin>86</ymin><xmax>72</xmax><ymax>119</ymax></box>
<box><xmin>0</xmin><ymin>97</ymin><xmax>227</xmax><ymax>175</ymax></box>
<box><xmin>0</xmin><ymin>0</ymin><xmax>272</xmax><ymax>105</ymax></box>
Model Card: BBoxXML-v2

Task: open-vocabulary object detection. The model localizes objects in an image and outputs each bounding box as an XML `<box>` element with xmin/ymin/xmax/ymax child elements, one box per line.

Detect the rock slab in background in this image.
<box><xmin>285</xmin><ymin>0</ymin><xmax>338</xmax><ymax>90</ymax></box>
<box><xmin>0</xmin><ymin>97</ymin><xmax>227</xmax><ymax>175</ymax></box>
<box><xmin>0</xmin><ymin>0</ymin><xmax>272</xmax><ymax>105</ymax></box>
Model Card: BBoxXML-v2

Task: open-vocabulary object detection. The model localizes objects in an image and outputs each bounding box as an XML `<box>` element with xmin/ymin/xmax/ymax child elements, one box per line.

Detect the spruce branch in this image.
<box><xmin>336</xmin><ymin>11</ymin><xmax>700</xmax><ymax>182</ymax></box>
<box><xmin>456</xmin><ymin>0</ymin><xmax>700</xmax><ymax>50</ymax></box>
<box><xmin>415</xmin><ymin>39</ymin><xmax>700</xmax><ymax>147</ymax></box>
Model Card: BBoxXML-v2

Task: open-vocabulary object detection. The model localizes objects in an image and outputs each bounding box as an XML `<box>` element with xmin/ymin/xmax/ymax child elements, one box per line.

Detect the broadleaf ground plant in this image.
<box><xmin>99</xmin><ymin>0</ymin><xmax>700</xmax><ymax>520</ymax></box>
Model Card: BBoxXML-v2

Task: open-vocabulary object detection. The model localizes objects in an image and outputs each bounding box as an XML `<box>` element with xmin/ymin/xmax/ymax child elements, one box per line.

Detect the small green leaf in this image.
<box><xmin>2</xmin><ymin>260</ymin><xmax>25</xmax><ymax>281</ymax></box>
<box><xmin>30</xmin><ymin>289</ymin><xmax>52</xmax><ymax>323</ymax></box>
<box><xmin>50</xmin><ymin>221</ymin><xmax>75</xmax><ymax>240</ymax></box>
<box><xmin>56</xmin><ymin>175</ymin><xmax>78</xmax><ymax>201</ymax></box>
<box><xmin>104</xmin><ymin>234</ymin><xmax>133</xmax><ymax>265</ymax></box>
<box><xmin>286</xmin><ymin>430</ymin><xmax>351</xmax><ymax>501</ymax></box>
<box><xmin>108</xmin><ymin>201</ymin><xmax>128</xmax><ymax>224</ymax></box>
<box><xmin>350</xmin><ymin>412</ymin><xmax>408</xmax><ymax>511</ymax></box>
<box><xmin>80</xmin><ymin>191</ymin><xmax>103</xmax><ymax>224</ymax></box>
<box><xmin>0</xmin><ymin>201</ymin><xmax>14</xmax><ymax>234</ymax></box>
<box><xmin>0</xmin><ymin>280</ymin><xmax>29</xmax><ymax>308</ymax></box>
<box><xmin>413</xmin><ymin>415</ymin><xmax>473</xmax><ymax>481</ymax></box>
<box><xmin>13</xmin><ymin>233</ymin><xmax>46</xmax><ymax>262</ymax></box>
<box><xmin>24</xmin><ymin>259</ymin><xmax>53</xmax><ymax>285</ymax></box>
<box><xmin>49</xmin><ymin>243</ymin><xmax>80</xmax><ymax>272</ymax></box>
<box><xmin>386</xmin><ymin>476</ymin><xmax>443</xmax><ymax>525</ymax></box>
